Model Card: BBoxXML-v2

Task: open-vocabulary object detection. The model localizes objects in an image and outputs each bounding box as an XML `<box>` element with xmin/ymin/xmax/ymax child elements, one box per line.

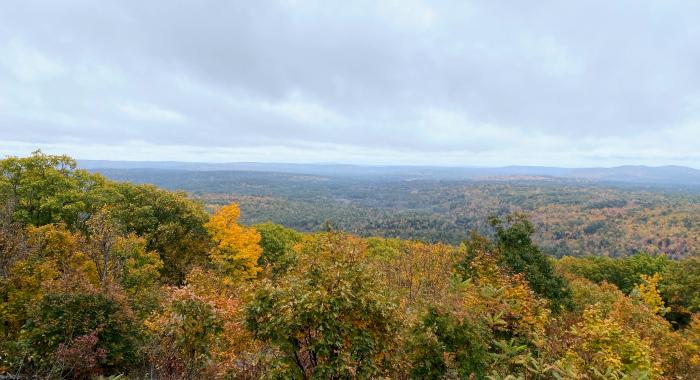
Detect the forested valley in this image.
<box><xmin>98</xmin><ymin>167</ymin><xmax>700</xmax><ymax>260</ymax></box>
<box><xmin>2</xmin><ymin>152</ymin><xmax>700</xmax><ymax>379</ymax></box>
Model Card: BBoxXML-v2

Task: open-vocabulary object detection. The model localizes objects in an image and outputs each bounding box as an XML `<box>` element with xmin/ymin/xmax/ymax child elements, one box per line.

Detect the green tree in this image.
<box><xmin>108</xmin><ymin>183</ymin><xmax>210</xmax><ymax>284</ymax></box>
<box><xmin>490</xmin><ymin>214</ymin><xmax>573</xmax><ymax>312</ymax></box>
<box><xmin>0</xmin><ymin>151</ymin><xmax>109</xmax><ymax>229</ymax></box>
<box><xmin>408</xmin><ymin>307</ymin><xmax>488</xmax><ymax>379</ymax></box>
<box><xmin>254</xmin><ymin>222</ymin><xmax>302</xmax><ymax>279</ymax></box>
<box><xmin>660</xmin><ymin>255</ymin><xmax>700</xmax><ymax>327</ymax></box>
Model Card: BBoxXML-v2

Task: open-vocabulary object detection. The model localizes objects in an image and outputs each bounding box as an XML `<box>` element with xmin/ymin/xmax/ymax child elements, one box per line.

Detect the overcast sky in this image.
<box><xmin>2</xmin><ymin>1</ymin><xmax>700</xmax><ymax>167</ymax></box>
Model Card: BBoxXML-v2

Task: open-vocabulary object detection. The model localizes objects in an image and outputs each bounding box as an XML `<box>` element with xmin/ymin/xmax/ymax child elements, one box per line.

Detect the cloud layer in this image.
<box><xmin>2</xmin><ymin>0</ymin><xmax>700</xmax><ymax>166</ymax></box>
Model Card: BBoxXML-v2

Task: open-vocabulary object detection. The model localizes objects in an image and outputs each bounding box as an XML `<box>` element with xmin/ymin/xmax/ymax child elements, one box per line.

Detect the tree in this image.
<box><xmin>108</xmin><ymin>183</ymin><xmax>210</xmax><ymax>284</ymax></box>
<box><xmin>0</xmin><ymin>199</ymin><xmax>28</xmax><ymax>278</ymax></box>
<box><xmin>83</xmin><ymin>209</ymin><xmax>121</xmax><ymax>287</ymax></box>
<box><xmin>1</xmin><ymin>223</ymin><xmax>89</xmax><ymax>347</ymax></box>
<box><xmin>0</xmin><ymin>151</ymin><xmax>108</xmax><ymax>229</ymax></box>
<box><xmin>556</xmin><ymin>252</ymin><xmax>668</xmax><ymax>294</ymax></box>
<box><xmin>557</xmin><ymin>305</ymin><xmax>659</xmax><ymax>379</ymax></box>
<box><xmin>112</xmin><ymin>234</ymin><xmax>163</xmax><ymax>318</ymax></box>
<box><xmin>408</xmin><ymin>250</ymin><xmax>552</xmax><ymax>379</ymax></box>
<box><xmin>632</xmin><ymin>273</ymin><xmax>669</xmax><ymax>316</ymax></box>
<box><xmin>659</xmin><ymin>255</ymin><xmax>700</xmax><ymax>327</ymax></box>
<box><xmin>490</xmin><ymin>214</ymin><xmax>573</xmax><ymax>312</ymax></box>
<box><xmin>564</xmin><ymin>275</ymin><xmax>690</xmax><ymax>378</ymax></box>
<box><xmin>367</xmin><ymin>238</ymin><xmax>458</xmax><ymax>319</ymax></box>
<box><xmin>254</xmin><ymin>222</ymin><xmax>301</xmax><ymax>279</ymax></box>
<box><xmin>407</xmin><ymin>307</ymin><xmax>489</xmax><ymax>379</ymax></box>
<box><xmin>18</xmin><ymin>292</ymin><xmax>140</xmax><ymax>376</ymax></box>
<box><xmin>206</xmin><ymin>203</ymin><xmax>262</xmax><ymax>280</ymax></box>
<box><xmin>0</xmin><ymin>152</ymin><xmax>211</xmax><ymax>285</ymax></box>
<box><xmin>146</xmin><ymin>267</ymin><xmax>257</xmax><ymax>379</ymax></box>
<box><xmin>679</xmin><ymin>315</ymin><xmax>700</xmax><ymax>377</ymax></box>
<box><xmin>245</xmin><ymin>233</ymin><xmax>399</xmax><ymax>379</ymax></box>
<box><xmin>146</xmin><ymin>286</ymin><xmax>224</xmax><ymax>379</ymax></box>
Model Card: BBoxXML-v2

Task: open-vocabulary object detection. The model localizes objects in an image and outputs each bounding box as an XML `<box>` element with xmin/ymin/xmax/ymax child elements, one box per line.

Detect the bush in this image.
<box><xmin>18</xmin><ymin>292</ymin><xmax>140</xmax><ymax>376</ymax></box>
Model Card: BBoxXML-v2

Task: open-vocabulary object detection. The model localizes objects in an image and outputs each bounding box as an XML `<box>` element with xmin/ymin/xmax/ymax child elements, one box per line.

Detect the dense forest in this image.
<box><xmin>2</xmin><ymin>152</ymin><xmax>700</xmax><ymax>379</ymax></box>
<box><xmin>98</xmin><ymin>168</ymin><xmax>700</xmax><ymax>259</ymax></box>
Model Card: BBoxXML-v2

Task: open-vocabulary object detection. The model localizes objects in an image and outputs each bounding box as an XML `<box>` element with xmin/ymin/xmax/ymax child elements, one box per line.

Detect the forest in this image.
<box><xmin>98</xmin><ymin>167</ymin><xmax>700</xmax><ymax>260</ymax></box>
<box><xmin>2</xmin><ymin>152</ymin><xmax>700</xmax><ymax>379</ymax></box>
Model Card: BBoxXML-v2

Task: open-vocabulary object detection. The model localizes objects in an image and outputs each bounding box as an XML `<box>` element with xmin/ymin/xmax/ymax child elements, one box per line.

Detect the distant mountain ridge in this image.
<box><xmin>78</xmin><ymin>160</ymin><xmax>700</xmax><ymax>186</ymax></box>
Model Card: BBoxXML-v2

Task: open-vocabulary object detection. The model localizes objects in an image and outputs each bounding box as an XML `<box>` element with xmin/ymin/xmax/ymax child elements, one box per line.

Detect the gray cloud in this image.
<box><xmin>1</xmin><ymin>0</ymin><xmax>700</xmax><ymax>166</ymax></box>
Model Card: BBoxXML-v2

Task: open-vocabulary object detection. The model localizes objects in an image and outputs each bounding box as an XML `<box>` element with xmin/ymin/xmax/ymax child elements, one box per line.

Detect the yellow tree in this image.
<box><xmin>633</xmin><ymin>273</ymin><xmax>669</xmax><ymax>316</ymax></box>
<box><xmin>205</xmin><ymin>203</ymin><xmax>261</xmax><ymax>279</ymax></box>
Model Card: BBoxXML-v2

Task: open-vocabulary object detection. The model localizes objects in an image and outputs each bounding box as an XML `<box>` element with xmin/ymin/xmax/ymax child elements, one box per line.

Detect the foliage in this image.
<box><xmin>206</xmin><ymin>203</ymin><xmax>262</xmax><ymax>280</ymax></box>
<box><xmin>108</xmin><ymin>168</ymin><xmax>700</xmax><ymax>260</ymax></box>
<box><xmin>407</xmin><ymin>307</ymin><xmax>489</xmax><ymax>379</ymax></box>
<box><xmin>17</xmin><ymin>292</ymin><xmax>140</xmax><ymax>376</ymax></box>
<box><xmin>3</xmin><ymin>153</ymin><xmax>700</xmax><ymax>379</ymax></box>
<box><xmin>556</xmin><ymin>252</ymin><xmax>669</xmax><ymax>294</ymax></box>
<box><xmin>107</xmin><ymin>182</ymin><xmax>210</xmax><ymax>284</ymax></box>
<box><xmin>0</xmin><ymin>151</ymin><xmax>108</xmax><ymax>229</ymax></box>
<box><xmin>681</xmin><ymin>315</ymin><xmax>700</xmax><ymax>375</ymax></box>
<box><xmin>367</xmin><ymin>237</ymin><xmax>459</xmax><ymax>320</ymax></box>
<box><xmin>54</xmin><ymin>330</ymin><xmax>108</xmax><ymax>379</ymax></box>
<box><xmin>558</xmin><ymin>304</ymin><xmax>659</xmax><ymax>379</ymax></box>
<box><xmin>565</xmin><ymin>275</ymin><xmax>697</xmax><ymax>378</ymax></box>
<box><xmin>254</xmin><ymin>222</ymin><xmax>302</xmax><ymax>279</ymax></box>
<box><xmin>245</xmin><ymin>232</ymin><xmax>399</xmax><ymax>379</ymax></box>
<box><xmin>0</xmin><ymin>201</ymin><xmax>28</xmax><ymax>278</ymax></box>
<box><xmin>0</xmin><ymin>152</ymin><xmax>211</xmax><ymax>284</ymax></box>
<box><xmin>632</xmin><ymin>273</ymin><xmax>669</xmax><ymax>316</ymax></box>
<box><xmin>659</xmin><ymin>255</ymin><xmax>700</xmax><ymax>326</ymax></box>
<box><xmin>145</xmin><ymin>286</ymin><xmax>223</xmax><ymax>379</ymax></box>
<box><xmin>489</xmin><ymin>214</ymin><xmax>573</xmax><ymax>312</ymax></box>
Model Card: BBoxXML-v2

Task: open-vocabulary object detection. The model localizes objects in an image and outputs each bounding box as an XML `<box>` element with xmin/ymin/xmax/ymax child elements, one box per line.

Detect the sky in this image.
<box><xmin>1</xmin><ymin>0</ymin><xmax>700</xmax><ymax>167</ymax></box>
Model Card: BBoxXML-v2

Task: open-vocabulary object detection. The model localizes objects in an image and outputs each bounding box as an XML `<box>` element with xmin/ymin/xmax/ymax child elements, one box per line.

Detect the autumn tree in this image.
<box><xmin>408</xmin><ymin>249</ymin><xmax>552</xmax><ymax>379</ymax></box>
<box><xmin>407</xmin><ymin>307</ymin><xmax>489</xmax><ymax>379</ymax></box>
<box><xmin>245</xmin><ymin>232</ymin><xmax>399</xmax><ymax>378</ymax></box>
<box><xmin>146</xmin><ymin>286</ymin><xmax>224</xmax><ymax>379</ymax></box>
<box><xmin>83</xmin><ymin>209</ymin><xmax>121</xmax><ymax>287</ymax></box>
<box><xmin>146</xmin><ymin>267</ymin><xmax>257</xmax><ymax>379</ymax></box>
<box><xmin>632</xmin><ymin>273</ymin><xmax>669</xmax><ymax>316</ymax></box>
<box><xmin>564</xmin><ymin>275</ymin><xmax>694</xmax><ymax>378</ymax></box>
<box><xmin>0</xmin><ymin>152</ymin><xmax>210</xmax><ymax>285</ymax></box>
<box><xmin>557</xmin><ymin>304</ymin><xmax>659</xmax><ymax>378</ymax></box>
<box><xmin>0</xmin><ymin>223</ymin><xmax>89</xmax><ymax>351</ymax></box>
<box><xmin>206</xmin><ymin>202</ymin><xmax>262</xmax><ymax>280</ymax></box>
